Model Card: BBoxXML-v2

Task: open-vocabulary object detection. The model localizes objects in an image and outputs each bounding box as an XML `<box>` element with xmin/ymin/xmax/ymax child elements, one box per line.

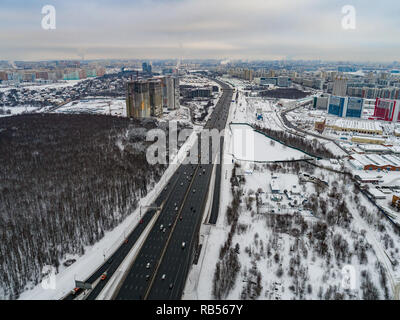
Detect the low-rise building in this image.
<box><xmin>354</xmin><ymin>173</ymin><xmax>383</xmax><ymax>183</ymax></box>
<box><xmin>368</xmin><ymin>187</ymin><xmax>386</xmax><ymax>200</ymax></box>
<box><xmin>349</xmin><ymin>153</ymin><xmax>400</xmax><ymax>171</ymax></box>
<box><xmin>326</xmin><ymin>118</ymin><xmax>383</xmax><ymax>135</ymax></box>
<box><xmin>351</xmin><ymin>135</ymin><xmax>386</xmax><ymax>145</ymax></box>
<box><xmin>270</xmin><ymin>179</ymin><xmax>281</xmax><ymax>194</ymax></box>
<box><xmin>392</xmin><ymin>194</ymin><xmax>400</xmax><ymax>209</ymax></box>
<box><xmin>314</xmin><ymin>118</ymin><xmax>326</xmax><ymax>133</ymax></box>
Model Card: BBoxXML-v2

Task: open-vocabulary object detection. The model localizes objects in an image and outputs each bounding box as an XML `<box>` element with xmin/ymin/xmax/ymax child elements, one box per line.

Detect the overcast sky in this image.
<box><xmin>0</xmin><ymin>0</ymin><xmax>399</xmax><ymax>62</ymax></box>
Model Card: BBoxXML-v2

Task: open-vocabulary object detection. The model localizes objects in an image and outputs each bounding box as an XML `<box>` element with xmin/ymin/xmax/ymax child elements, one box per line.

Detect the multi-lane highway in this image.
<box><xmin>114</xmin><ymin>80</ymin><xmax>233</xmax><ymax>300</ymax></box>
<box><xmin>64</xmin><ymin>78</ymin><xmax>233</xmax><ymax>300</ymax></box>
<box><xmin>208</xmin><ymin>79</ymin><xmax>230</xmax><ymax>224</ymax></box>
<box><xmin>63</xmin><ymin>169</ymin><xmax>183</xmax><ymax>300</ymax></box>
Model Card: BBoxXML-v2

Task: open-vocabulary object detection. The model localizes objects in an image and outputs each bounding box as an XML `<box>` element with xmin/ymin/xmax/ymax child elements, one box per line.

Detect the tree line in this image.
<box><xmin>0</xmin><ymin>113</ymin><xmax>167</xmax><ymax>299</ymax></box>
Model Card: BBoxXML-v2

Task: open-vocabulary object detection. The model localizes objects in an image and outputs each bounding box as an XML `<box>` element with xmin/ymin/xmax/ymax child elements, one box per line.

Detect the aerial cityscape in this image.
<box><xmin>1</xmin><ymin>0</ymin><xmax>400</xmax><ymax>313</ymax></box>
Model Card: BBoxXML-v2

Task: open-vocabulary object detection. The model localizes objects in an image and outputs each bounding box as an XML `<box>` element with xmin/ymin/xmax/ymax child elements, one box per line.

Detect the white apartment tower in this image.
<box><xmin>332</xmin><ymin>76</ymin><xmax>348</xmax><ymax>96</ymax></box>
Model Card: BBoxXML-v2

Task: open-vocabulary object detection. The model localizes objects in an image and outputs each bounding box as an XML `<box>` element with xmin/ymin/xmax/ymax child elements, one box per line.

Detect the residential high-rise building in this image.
<box><xmin>327</xmin><ymin>95</ymin><xmax>363</xmax><ymax>118</ymax></box>
<box><xmin>126</xmin><ymin>80</ymin><xmax>151</xmax><ymax>118</ymax></box>
<box><xmin>78</xmin><ymin>69</ymin><xmax>87</xmax><ymax>79</ymax></box>
<box><xmin>347</xmin><ymin>87</ymin><xmax>363</xmax><ymax>97</ymax></box>
<box><xmin>63</xmin><ymin>69</ymin><xmax>80</xmax><ymax>80</ymax></box>
<box><xmin>166</xmin><ymin>77</ymin><xmax>175</xmax><ymax>110</ymax></box>
<box><xmin>173</xmin><ymin>76</ymin><xmax>180</xmax><ymax>110</ymax></box>
<box><xmin>313</xmin><ymin>95</ymin><xmax>330</xmax><ymax>110</ymax></box>
<box><xmin>332</xmin><ymin>77</ymin><xmax>348</xmax><ymax>96</ymax></box>
<box><xmin>362</xmin><ymin>87</ymin><xmax>379</xmax><ymax>99</ymax></box>
<box><xmin>328</xmin><ymin>96</ymin><xmax>347</xmax><ymax>117</ymax></box>
<box><xmin>372</xmin><ymin>98</ymin><xmax>400</xmax><ymax>122</ymax></box>
<box><xmin>346</xmin><ymin>97</ymin><xmax>364</xmax><ymax>118</ymax></box>
<box><xmin>149</xmin><ymin>80</ymin><xmax>163</xmax><ymax>117</ymax></box>
<box><xmin>163</xmin><ymin>76</ymin><xmax>180</xmax><ymax>110</ymax></box>
<box><xmin>0</xmin><ymin>71</ymin><xmax>7</xmax><ymax>81</ymax></box>
<box><xmin>243</xmin><ymin>69</ymin><xmax>253</xmax><ymax>81</ymax></box>
<box><xmin>160</xmin><ymin>77</ymin><xmax>169</xmax><ymax>108</ymax></box>
<box><xmin>277</xmin><ymin>76</ymin><xmax>290</xmax><ymax>87</ymax></box>
<box><xmin>35</xmin><ymin>71</ymin><xmax>49</xmax><ymax>80</ymax></box>
<box><xmin>23</xmin><ymin>72</ymin><xmax>36</xmax><ymax>82</ymax></box>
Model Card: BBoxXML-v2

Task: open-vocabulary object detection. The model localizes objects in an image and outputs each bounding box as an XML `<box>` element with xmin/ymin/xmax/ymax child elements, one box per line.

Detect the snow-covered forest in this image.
<box><xmin>0</xmin><ymin>114</ymin><xmax>167</xmax><ymax>299</ymax></box>
<box><xmin>211</xmin><ymin>161</ymin><xmax>400</xmax><ymax>300</ymax></box>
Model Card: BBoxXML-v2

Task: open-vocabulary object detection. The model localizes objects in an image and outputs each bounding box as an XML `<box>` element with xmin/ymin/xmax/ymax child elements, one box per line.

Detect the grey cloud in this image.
<box><xmin>0</xmin><ymin>0</ymin><xmax>398</xmax><ymax>61</ymax></box>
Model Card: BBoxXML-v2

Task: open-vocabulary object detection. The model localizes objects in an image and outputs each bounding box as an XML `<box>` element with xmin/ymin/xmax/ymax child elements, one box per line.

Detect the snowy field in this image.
<box><xmin>180</xmin><ymin>74</ymin><xmax>219</xmax><ymax>88</ymax></box>
<box><xmin>226</xmin><ymin>89</ymin><xmax>311</xmax><ymax>162</ymax></box>
<box><xmin>0</xmin><ymin>106</ymin><xmax>38</xmax><ymax>117</ymax></box>
<box><xmin>229</xmin><ymin>124</ymin><xmax>308</xmax><ymax>162</ymax></box>
<box><xmin>0</xmin><ymin>80</ymin><xmax>86</xmax><ymax>93</ymax></box>
<box><xmin>49</xmin><ymin>98</ymin><xmax>127</xmax><ymax>117</ymax></box>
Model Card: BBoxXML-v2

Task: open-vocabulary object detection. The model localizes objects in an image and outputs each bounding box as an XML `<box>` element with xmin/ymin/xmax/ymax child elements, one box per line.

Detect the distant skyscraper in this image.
<box><xmin>142</xmin><ymin>62</ymin><xmax>152</xmax><ymax>74</ymax></box>
<box><xmin>244</xmin><ymin>69</ymin><xmax>253</xmax><ymax>81</ymax></box>
<box><xmin>0</xmin><ymin>71</ymin><xmax>8</xmax><ymax>81</ymax></box>
<box><xmin>332</xmin><ymin>77</ymin><xmax>348</xmax><ymax>96</ymax></box>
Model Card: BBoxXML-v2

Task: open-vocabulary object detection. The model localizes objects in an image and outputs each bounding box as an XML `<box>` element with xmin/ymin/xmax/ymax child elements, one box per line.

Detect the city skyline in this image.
<box><xmin>1</xmin><ymin>0</ymin><xmax>399</xmax><ymax>62</ymax></box>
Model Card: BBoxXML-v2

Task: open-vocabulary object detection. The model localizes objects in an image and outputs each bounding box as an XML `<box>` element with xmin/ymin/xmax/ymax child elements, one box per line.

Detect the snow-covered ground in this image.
<box><xmin>48</xmin><ymin>98</ymin><xmax>126</xmax><ymax>117</ymax></box>
<box><xmin>224</xmin><ymin>89</ymin><xmax>314</xmax><ymax>162</ymax></box>
<box><xmin>0</xmin><ymin>80</ymin><xmax>86</xmax><ymax>93</ymax></box>
<box><xmin>184</xmin><ymin>78</ymin><xmax>400</xmax><ymax>300</ymax></box>
<box><xmin>229</xmin><ymin>124</ymin><xmax>307</xmax><ymax>162</ymax></box>
<box><xmin>162</xmin><ymin>106</ymin><xmax>191</xmax><ymax>124</ymax></box>
<box><xmin>180</xmin><ymin>74</ymin><xmax>219</xmax><ymax>88</ymax></box>
<box><xmin>194</xmin><ymin>161</ymin><xmax>399</xmax><ymax>299</ymax></box>
<box><xmin>231</xmin><ymin>94</ymin><xmax>284</xmax><ymax>131</ymax></box>
<box><xmin>0</xmin><ymin>106</ymin><xmax>38</xmax><ymax>117</ymax></box>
